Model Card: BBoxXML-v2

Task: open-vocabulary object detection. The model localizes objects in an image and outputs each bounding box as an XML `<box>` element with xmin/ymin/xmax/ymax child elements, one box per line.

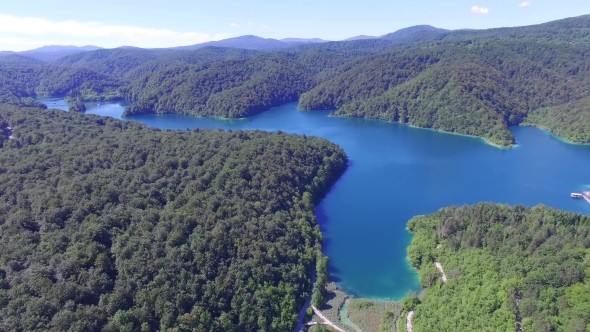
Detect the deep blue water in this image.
<box><xmin>40</xmin><ymin>98</ymin><xmax>590</xmax><ymax>300</ymax></box>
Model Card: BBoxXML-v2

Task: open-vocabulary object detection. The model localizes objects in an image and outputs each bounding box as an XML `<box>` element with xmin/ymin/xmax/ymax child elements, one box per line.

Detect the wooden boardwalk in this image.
<box><xmin>310</xmin><ymin>306</ymin><xmax>348</xmax><ymax>332</ymax></box>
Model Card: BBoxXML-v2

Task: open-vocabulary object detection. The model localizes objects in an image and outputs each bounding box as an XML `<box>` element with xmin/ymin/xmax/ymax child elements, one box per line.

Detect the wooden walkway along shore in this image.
<box><xmin>309</xmin><ymin>306</ymin><xmax>348</xmax><ymax>332</ymax></box>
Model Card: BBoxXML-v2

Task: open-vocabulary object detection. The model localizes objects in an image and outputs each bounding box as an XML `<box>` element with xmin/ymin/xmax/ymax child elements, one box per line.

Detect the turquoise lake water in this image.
<box><xmin>40</xmin><ymin>98</ymin><xmax>590</xmax><ymax>300</ymax></box>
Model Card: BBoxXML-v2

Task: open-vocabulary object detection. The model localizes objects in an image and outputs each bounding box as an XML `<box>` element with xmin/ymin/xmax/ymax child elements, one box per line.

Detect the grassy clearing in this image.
<box><xmin>302</xmin><ymin>283</ymin><xmax>404</xmax><ymax>332</ymax></box>
<box><xmin>306</xmin><ymin>283</ymin><xmax>351</xmax><ymax>331</ymax></box>
<box><xmin>345</xmin><ymin>299</ymin><xmax>403</xmax><ymax>332</ymax></box>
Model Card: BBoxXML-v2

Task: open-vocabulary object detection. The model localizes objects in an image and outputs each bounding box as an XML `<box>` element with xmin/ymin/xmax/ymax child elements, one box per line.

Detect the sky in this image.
<box><xmin>0</xmin><ymin>0</ymin><xmax>589</xmax><ymax>51</ymax></box>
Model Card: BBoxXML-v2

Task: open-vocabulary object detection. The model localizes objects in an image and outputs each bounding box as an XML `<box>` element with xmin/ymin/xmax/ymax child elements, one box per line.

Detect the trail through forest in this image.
<box><xmin>407</xmin><ymin>310</ymin><xmax>415</xmax><ymax>332</ymax></box>
<box><xmin>406</xmin><ymin>263</ymin><xmax>446</xmax><ymax>332</ymax></box>
<box><xmin>516</xmin><ymin>296</ymin><xmax>522</xmax><ymax>332</ymax></box>
<box><xmin>435</xmin><ymin>262</ymin><xmax>448</xmax><ymax>283</ymax></box>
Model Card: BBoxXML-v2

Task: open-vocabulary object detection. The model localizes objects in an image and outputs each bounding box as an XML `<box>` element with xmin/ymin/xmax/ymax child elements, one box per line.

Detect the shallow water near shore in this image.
<box><xmin>40</xmin><ymin>98</ymin><xmax>590</xmax><ymax>300</ymax></box>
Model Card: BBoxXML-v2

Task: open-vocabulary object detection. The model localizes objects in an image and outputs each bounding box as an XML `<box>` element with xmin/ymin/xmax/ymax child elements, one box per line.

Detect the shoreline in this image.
<box><xmin>407</xmin><ymin>124</ymin><xmax>513</xmax><ymax>150</ymax></box>
<box><xmin>329</xmin><ymin>272</ymin><xmax>421</xmax><ymax>303</ymax></box>
<box><xmin>339</xmin><ymin>301</ymin><xmax>362</xmax><ymax>332</ymax></box>
<box><xmin>64</xmin><ymin>96</ymin><xmax>513</xmax><ymax>148</ymax></box>
<box><xmin>44</xmin><ymin>97</ymin><xmax>420</xmax><ymax>301</ymax></box>
<box><xmin>124</xmin><ymin>110</ymin><xmax>250</xmax><ymax>121</ymax></box>
<box><xmin>520</xmin><ymin>123</ymin><xmax>590</xmax><ymax>147</ymax></box>
<box><xmin>43</xmin><ymin>97</ymin><xmax>590</xmax><ymax>150</ymax></box>
<box><xmin>327</xmin><ymin>112</ymin><xmax>514</xmax><ymax>150</ymax></box>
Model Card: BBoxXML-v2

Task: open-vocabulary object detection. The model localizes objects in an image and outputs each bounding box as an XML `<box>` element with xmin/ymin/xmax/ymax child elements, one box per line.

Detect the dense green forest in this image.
<box><xmin>2</xmin><ymin>15</ymin><xmax>590</xmax><ymax>146</ymax></box>
<box><xmin>321</xmin><ymin>40</ymin><xmax>590</xmax><ymax>146</ymax></box>
<box><xmin>0</xmin><ymin>61</ymin><xmax>121</xmax><ymax>105</ymax></box>
<box><xmin>406</xmin><ymin>203</ymin><xmax>590</xmax><ymax>331</ymax></box>
<box><xmin>68</xmin><ymin>99</ymin><xmax>86</xmax><ymax>112</ymax></box>
<box><xmin>0</xmin><ymin>104</ymin><xmax>347</xmax><ymax>331</ymax></box>
<box><xmin>122</xmin><ymin>49</ymin><xmax>368</xmax><ymax>118</ymax></box>
<box><xmin>524</xmin><ymin>96</ymin><xmax>590</xmax><ymax>144</ymax></box>
<box><xmin>120</xmin><ymin>15</ymin><xmax>590</xmax><ymax>146</ymax></box>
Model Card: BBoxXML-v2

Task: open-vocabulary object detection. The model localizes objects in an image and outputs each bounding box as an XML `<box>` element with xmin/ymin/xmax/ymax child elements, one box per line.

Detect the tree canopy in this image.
<box><xmin>0</xmin><ymin>104</ymin><xmax>347</xmax><ymax>331</ymax></box>
<box><xmin>406</xmin><ymin>203</ymin><xmax>590</xmax><ymax>332</ymax></box>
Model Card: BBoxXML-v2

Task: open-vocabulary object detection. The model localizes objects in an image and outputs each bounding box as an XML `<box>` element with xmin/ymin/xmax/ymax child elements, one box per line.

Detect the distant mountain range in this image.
<box><xmin>344</xmin><ymin>26</ymin><xmax>450</xmax><ymax>41</ymax></box>
<box><xmin>0</xmin><ymin>45</ymin><xmax>102</xmax><ymax>62</ymax></box>
<box><xmin>22</xmin><ymin>45</ymin><xmax>101</xmax><ymax>53</ymax></box>
<box><xmin>0</xmin><ymin>25</ymin><xmax>448</xmax><ymax>60</ymax></box>
<box><xmin>168</xmin><ymin>25</ymin><xmax>448</xmax><ymax>51</ymax></box>
<box><xmin>380</xmin><ymin>25</ymin><xmax>449</xmax><ymax>41</ymax></box>
<box><xmin>171</xmin><ymin>26</ymin><xmax>449</xmax><ymax>50</ymax></box>
<box><xmin>171</xmin><ymin>35</ymin><xmax>331</xmax><ymax>51</ymax></box>
<box><xmin>280</xmin><ymin>38</ymin><xmax>329</xmax><ymax>44</ymax></box>
<box><xmin>171</xmin><ymin>35</ymin><xmax>287</xmax><ymax>51</ymax></box>
<box><xmin>344</xmin><ymin>35</ymin><xmax>378</xmax><ymax>41</ymax></box>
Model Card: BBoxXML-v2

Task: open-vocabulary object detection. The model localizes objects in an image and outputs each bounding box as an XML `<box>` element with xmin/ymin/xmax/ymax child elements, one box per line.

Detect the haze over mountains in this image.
<box><xmin>0</xmin><ymin>25</ymin><xmax>446</xmax><ymax>58</ymax></box>
<box><xmin>0</xmin><ymin>45</ymin><xmax>103</xmax><ymax>62</ymax></box>
<box><xmin>344</xmin><ymin>35</ymin><xmax>378</xmax><ymax>41</ymax></box>
<box><xmin>2</xmin><ymin>16</ymin><xmax>590</xmax><ymax>147</ymax></box>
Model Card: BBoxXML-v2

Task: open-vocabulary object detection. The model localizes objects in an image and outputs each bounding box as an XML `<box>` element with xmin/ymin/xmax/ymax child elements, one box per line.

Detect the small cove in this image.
<box><xmin>39</xmin><ymin>98</ymin><xmax>590</xmax><ymax>300</ymax></box>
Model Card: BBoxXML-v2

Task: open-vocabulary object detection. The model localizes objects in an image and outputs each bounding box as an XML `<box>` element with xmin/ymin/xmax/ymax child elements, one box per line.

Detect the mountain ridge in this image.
<box><xmin>344</xmin><ymin>35</ymin><xmax>378</xmax><ymax>41</ymax></box>
<box><xmin>0</xmin><ymin>25</ymin><xmax>446</xmax><ymax>55</ymax></box>
<box><xmin>171</xmin><ymin>35</ymin><xmax>288</xmax><ymax>50</ymax></box>
<box><xmin>3</xmin><ymin>15</ymin><xmax>590</xmax><ymax>147</ymax></box>
<box><xmin>0</xmin><ymin>45</ymin><xmax>104</xmax><ymax>62</ymax></box>
<box><xmin>281</xmin><ymin>38</ymin><xmax>329</xmax><ymax>43</ymax></box>
<box><xmin>380</xmin><ymin>25</ymin><xmax>449</xmax><ymax>40</ymax></box>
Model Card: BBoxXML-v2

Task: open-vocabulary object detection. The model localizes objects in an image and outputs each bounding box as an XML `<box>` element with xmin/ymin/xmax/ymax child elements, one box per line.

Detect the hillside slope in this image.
<box><xmin>406</xmin><ymin>203</ymin><xmax>590</xmax><ymax>331</ymax></box>
<box><xmin>524</xmin><ymin>96</ymin><xmax>590</xmax><ymax>143</ymax></box>
<box><xmin>120</xmin><ymin>15</ymin><xmax>590</xmax><ymax>146</ymax></box>
<box><xmin>319</xmin><ymin>41</ymin><xmax>589</xmax><ymax>146</ymax></box>
<box><xmin>0</xmin><ymin>104</ymin><xmax>347</xmax><ymax>331</ymax></box>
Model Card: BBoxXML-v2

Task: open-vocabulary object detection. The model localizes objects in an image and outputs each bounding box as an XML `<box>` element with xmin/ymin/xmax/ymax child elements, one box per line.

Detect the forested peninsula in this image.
<box><xmin>0</xmin><ymin>104</ymin><xmax>347</xmax><ymax>331</ymax></box>
<box><xmin>2</xmin><ymin>15</ymin><xmax>590</xmax><ymax>146</ymax></box>
<box><xmin>405</xmin><ymin>203</ymin><xmax>590</xmax><ymax>332</ymax></box>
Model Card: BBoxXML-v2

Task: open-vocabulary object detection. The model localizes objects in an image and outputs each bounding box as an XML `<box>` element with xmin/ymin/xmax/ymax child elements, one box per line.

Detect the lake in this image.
<box><xmin>40</xmin><ymin>98</ymin><xmax>590</xmax><ymax>300</ymax></box>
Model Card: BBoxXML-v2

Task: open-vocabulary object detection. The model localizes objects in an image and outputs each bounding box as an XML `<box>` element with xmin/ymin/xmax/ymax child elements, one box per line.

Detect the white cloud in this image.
<box><xmin>262</xmin><ymin>25</ymin><xmax>271</xmax><ymax>29</ymax></box>
<box><xmin>248</xmin><ymin>21</ymin><xmax>254</xmax><ymax>26</ymax></box>
<box><xmin>0</xmin><ymin>14</ymin><xmax>227</xmax><ymax>50</ymax></box>
<box><xmin>471</xmin><ymin>6</ymin><xmax>490</xmax><ymax>14</ymax></box>
<box><xmin>519</xmin><ymin>1</ymin><xmax>532</xmax><ymax>7</ymax></box>
<box><xmin>230</xmin><ymin>22</ymin><xmax>239</xmax><ymax>27</ymax></box>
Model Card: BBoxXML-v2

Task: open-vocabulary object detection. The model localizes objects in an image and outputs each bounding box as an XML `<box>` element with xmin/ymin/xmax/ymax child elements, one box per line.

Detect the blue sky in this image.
<box><xmin>1</xmin><ymin>0</ymin><xmax>589</xmax><ymax>51</ymax></box>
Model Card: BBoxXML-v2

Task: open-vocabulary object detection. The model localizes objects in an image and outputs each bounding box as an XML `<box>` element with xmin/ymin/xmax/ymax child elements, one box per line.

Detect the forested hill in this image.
<box><xmin>0</xmin><ymin>104</ymin><xmax>347</xmax><ymax>331</ymax></box>
<box><xmin>524</xmin><ymin>96</ymin><xmax>590</xmax><ymax>143</ymax></box>
<box><xmin>405</xmin><ymin>203</ymin><xmax>590</xmax><ymax>331</ymax></box>
<box><xmin>319</xmin><ymin>40</ymin><xmax>590</xmax><ymax>146</ymax></box>
<box><xmin>121</xmin><ymin>15</ymin><xmax>590</xmax><ymax>147</ymax></box>
<box><xmin>2</xmin><ymin>15</ymin><xmax>590</xmax><ymax>146</ymax></box>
